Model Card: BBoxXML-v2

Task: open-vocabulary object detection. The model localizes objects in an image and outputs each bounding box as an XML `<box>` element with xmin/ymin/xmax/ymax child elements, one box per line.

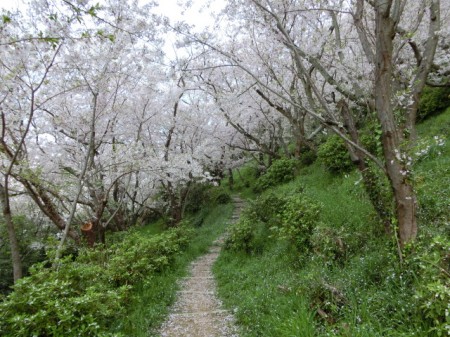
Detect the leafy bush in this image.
<box><xmin>299</xmin><ymin>147</ymin><xmax>317</xmax><ymax>166</ymax></box>
<box><xmin>274</xmin><ymin>195</ymin><xmax>322</xmax><ymax>252</ymax></box>
<box><xmin>248</xmin><ymin>193</ymin><xmax>285</xmax><ymax>224</ymax></box>
<box><xmin>224</xmin><ymin>218</ymin><xmax>255</xmax><ymax>253</ymax></box>
<box><xmin>311</xmin><ymin>225</ymin><xmax>347</xmax><ymax>265</ymax></box>
<box><xmin>210</xmin><ymin>188</ymin><xmax>232</xmax><ymax>205</ymax></box>
<box><xmin>0</xmin><ymin>226</ymin><xmax>193</xmax><ymax>336</ymax></box>
<box><xmin>227</xmin><ymin>192</ymin><xmax>322</xmax><ymax>255</ymax></box>
<box><xmin>224</xmin><ymin>194</ymin><xmax>286</xmax><ymax>254</ymax></box>
<box><xmin>317</xmin><ymin>135</ymin><xmax>353</xmax><ymax>174</ymax></box>
<box><xmin>0</xmin><ymin>258</ymin><xmax>128</xmax><ymax>337</ymax></box>
<box><xmin>106</xmin><ymin>227</ymin><xmax>192</xmax><ymax>286</ymax></box>
<box><xmin>418</xmin><ymin>86</ymin><xmax>450</xmax><ymax>121</ymax></box>
<box><xmin>184</xmin><ymin>183</ymin><xmax>210</xmax><ymax>213</ymax></box>
<box><xmin>254</xmin><ymin>158</ymin><xmax>297</xmax><ymax>192</ymax></box>
<box><xmin>360</xmin><ymin>120</ymin><xmax>383</xmax><ymax>158</ymax></box>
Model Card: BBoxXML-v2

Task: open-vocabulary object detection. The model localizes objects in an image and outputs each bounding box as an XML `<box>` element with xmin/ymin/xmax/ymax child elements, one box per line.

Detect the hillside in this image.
<box><xmin>213</xmin><ymin>107</ymin><xmax>450</xmax><ymax>337</ymax></box>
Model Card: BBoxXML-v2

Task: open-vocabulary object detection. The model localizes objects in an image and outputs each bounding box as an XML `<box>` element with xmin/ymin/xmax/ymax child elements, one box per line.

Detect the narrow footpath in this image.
<box><xmin>158</xmin><ymin>197</ymin><xmax>245</xmax><ymax>337</ymax></box>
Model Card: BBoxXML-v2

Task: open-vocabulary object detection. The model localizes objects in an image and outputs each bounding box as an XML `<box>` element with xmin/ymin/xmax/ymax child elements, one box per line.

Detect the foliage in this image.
<box><xmin>209</xmin><ymin>187</ymin><xmax>232</xmax><ymax>205</ymax></box>
<box><xmin>418</xmin><ymin>86</ymin><xmax>450</xmax><ymax>121</ymax></box>
<box><xmin>298</xmin><ymin>147</ymin><xmax>317</xmax><ymax>167</ymax></box>
<box><xmin>317</xmin><ymin>135</ymin><xmax>353</xmax><ymax>174</ymax></box>
<box><xmin>225</xmin><ymin>190</ymin><xmax>322</xmax><ymax>255</ymax></box>
<box><xmin>224</xmin><ymin>218</ymin><xmax>255</xmax><ymax>253</ymax></box>
<box><xmin>273</xmin><ymin>195</ymin><xmax>322</xmax><ymax>253</ymax></box>
<box><xmin>104</xmin><ymin>227</ymin><xmax>193</xmax><ymax>286</ymax></box>
<box><xmin>183</xmin><ymin>183</ymin><xmax>211</xmax><ymax>213</ymax></box>
<box><xmin>409</xmin><ymin>236</ymin><xmax>450</xmax><ymax>336</ymax></box>
<box><xmin>248</xmin><ymin>192</ymin><xmax>285</xmax><ymax>224</ymax></box>
<box><xmin>360</xmin><ymin>119</ymin><xmax>383</xmax><ymax>158</ymax></box>
<box><xmin>254</xmin><ymin>158</ymin><xmax>297</xmax><ymax>191</ymax></box>
<box><xmin>0</xmin><ymin>226</ymin><xmax>193</xmax><ymax>336</ymax></box>
<box><xmin>310</xmin><ymin>225</ymin><xmax>347</xmax><ymax>265</ymax></box>
<box><xmin>0</xmin><ymin>257</ymin><xmax>128</xmax><ymax>337</ymax></box>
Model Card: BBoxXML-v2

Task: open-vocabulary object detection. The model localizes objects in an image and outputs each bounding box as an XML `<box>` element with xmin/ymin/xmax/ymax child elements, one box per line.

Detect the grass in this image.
<box><xmin>414</xmin><ymin>107</ymin><xmax>450</xmax><ymax>232</ymax></box>
<box><xmin>215</xmin><ymin>165</ymin><xmax>380</xmax><ymax>337</ymax></box>
<box><xmin>118</xmin><ymin>202</ymin><xmax>234</xmax><ymax>336</ymax></box>
<box><xmin>213</xmin><ymin>108</ymin><xmax>450</xmax><ymax>336</ymax></box>
<box><xmin>214</xmin><ymin>242</ymin><xmax>317</xmax><ymax>337</ymax></box>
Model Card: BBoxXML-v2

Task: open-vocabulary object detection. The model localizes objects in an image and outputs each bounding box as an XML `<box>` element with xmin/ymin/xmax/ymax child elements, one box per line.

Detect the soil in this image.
<box><xmin>157</xmin><ymin>197</ymin><xmax>245</xmax><ymax>337</ymax></box>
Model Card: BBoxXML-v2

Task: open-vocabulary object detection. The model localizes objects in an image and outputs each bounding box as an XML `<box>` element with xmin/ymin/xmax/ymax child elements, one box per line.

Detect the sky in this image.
<box><xmin>0</xmin><ymin>0</ymin><xmax>224</xmax><ymax>59</ymax></box>
<box><xmin>0</xmin><ymin>0</ymin><xmax>224</xmax><ymax>29</ymax></box>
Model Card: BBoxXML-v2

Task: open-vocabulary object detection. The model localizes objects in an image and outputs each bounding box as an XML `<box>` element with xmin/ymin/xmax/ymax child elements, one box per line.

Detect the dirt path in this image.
<box><xmin>157</xmin><ymin>197</ymin><xmax>245</xmax><ymax>337</ymax></box>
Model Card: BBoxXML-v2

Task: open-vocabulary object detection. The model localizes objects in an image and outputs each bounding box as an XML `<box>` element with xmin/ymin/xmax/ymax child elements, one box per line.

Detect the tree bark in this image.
<box><xmin>0</xmin><ymin>181</ymin><xmax>22</xmax><ymax>282</ymax></box>
<box><xmin>338</xmin><ymin>100</ymin><xmax>393</xmax><ymax>234</ymax></box>
<box><xmin>374</xmin><ymin>0</ymin><xmax>417</xmax><ymax>246</ymax></box>
<box><xmin>228</xmin><ymin>168</ymin><xmax>234</xmax><ymax>190</ymax></box>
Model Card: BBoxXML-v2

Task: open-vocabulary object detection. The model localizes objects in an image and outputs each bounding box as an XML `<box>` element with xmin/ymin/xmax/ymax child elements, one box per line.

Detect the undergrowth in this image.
<box><xmin>215</xmin><ymin>108</ymin><xmax>450</xmax><ymax>336</ymax></box>
<box><xmin>0</xmin><ymin>201</ymin><xmax>233</xmax><ymax>337</ymax></box>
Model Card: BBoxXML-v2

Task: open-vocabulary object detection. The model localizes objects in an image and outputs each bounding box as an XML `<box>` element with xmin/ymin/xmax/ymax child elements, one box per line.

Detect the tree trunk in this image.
<box><xmin>338</xmin><ymin>100</ymin><xmax>393</xmax><ymax>234</ymax></box>
<box><xmin>374</xmin><ymin>1</ymin><xmax>417</xmax><ymax>246</ymax></box>
<box><xmin>0</xmin><ymin>180</ymin><xmax>23</xmax><ymax>282</ymax></box>
<box><xmin>228</xmin><ymin>168</ymin><xmax>234</xmax><ymax>190</ymax></box>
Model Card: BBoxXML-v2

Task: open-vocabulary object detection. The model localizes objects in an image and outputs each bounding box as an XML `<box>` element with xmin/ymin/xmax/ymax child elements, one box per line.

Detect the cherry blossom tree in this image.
<box><xmin>182</xmin><ymin>0</ymin><xmax>446</xmax><ymax>247</ymax></box>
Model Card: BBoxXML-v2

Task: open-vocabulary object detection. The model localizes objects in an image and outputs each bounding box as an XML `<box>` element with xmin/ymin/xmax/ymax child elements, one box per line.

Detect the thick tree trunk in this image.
<box><xmin>374</xmin><ymin>1</ymin><xmax>417</xmax><ymax>246</ymax></box>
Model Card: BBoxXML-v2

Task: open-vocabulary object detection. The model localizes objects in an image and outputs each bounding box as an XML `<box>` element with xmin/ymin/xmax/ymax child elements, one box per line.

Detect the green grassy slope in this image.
<box><xmin>214</xmin><ymin>108</ymin><xmax>450</xmax><ymax>337</ymax></box>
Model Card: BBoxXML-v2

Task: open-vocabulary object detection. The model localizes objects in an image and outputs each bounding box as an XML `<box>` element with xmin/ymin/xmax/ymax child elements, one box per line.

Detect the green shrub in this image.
<box><xmin>317</xmin><ymin>135</ymin><xmax>353</xmax><ymax>174</ymax></box>
<box><xmin>273</xmin><ymin>195</ymin><xmax>322</xmax><ymax>253</ymax></box>
<box><xmin>299</xmin><ymin>147</ymin><xmax>317</xmax><ymax>166</ymax></box>
<box><xmin>248</xmin><ymin>193</ymin><xmax>285</xmax><ymax>224</ymax></box>
<box><xmin>211</xmin><ymin>189</ymin><xmax>232</xmax><ymax>204</ymax></box>
<box><xmin>418</xmin><ymin>86</ymin><xmax>450</xmax><ymax>121</ymax></box>
<box><xmin>0</xmin><ymin>226</ymin><xmax>193</xmax><ymax>336</ymax></box>
<box><xmin>226</xmin><ymin>192</ymin><xmax>322</xmax><ymax>255</ymax></box>
<box><xmin>0</xmin><ymin>215</ymin><xmax>49</xmax><ymax>294</ymax></box>
<box><xmin>0</xmin><ymin>257</ymin><xmax>128</xmax><ymax>337</ymax></box>
<box><xmin>224</xmin><ymin>194</ymin><xmax>286</xmax><ymax>255</ymax></box>
<box><xmin>311</xmin><ymin>225</ymin><xmax>347</xmax><ymax>265</ymax></box>
<box><xmin>224</xmin><ymin>218</ymin><xmax>255</xmax><ymax>253</ymax></box>
<box><xmin>184</xmin><ymin>183</ymin><xmax>210</xmax><ymax>213</ymax></box>
<box><xmin>360</xmin><ymin>120</ymin><xmax>383</xmax><ymax>158</ymax></box>
<box><xmin>254</xmin><ymin>158</ymin><xmax>297</xmax><ymax>191</ymax></box>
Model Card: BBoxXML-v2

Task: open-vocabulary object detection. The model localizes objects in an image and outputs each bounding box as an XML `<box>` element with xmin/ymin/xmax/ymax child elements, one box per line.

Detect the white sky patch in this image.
<box><xmin>0</xmin><ymin>0</ymin><xmax>225</xmax><ymax>59</ymax></box>
<box><xmin>0</xmin><ymin>0</ymin><xmax>19</xmax><ymax>10</ymax></box>
<box><xmin>0</xmin><ymin>0</ymin><xmax>224</xmax><ymax>27</ymax></box>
